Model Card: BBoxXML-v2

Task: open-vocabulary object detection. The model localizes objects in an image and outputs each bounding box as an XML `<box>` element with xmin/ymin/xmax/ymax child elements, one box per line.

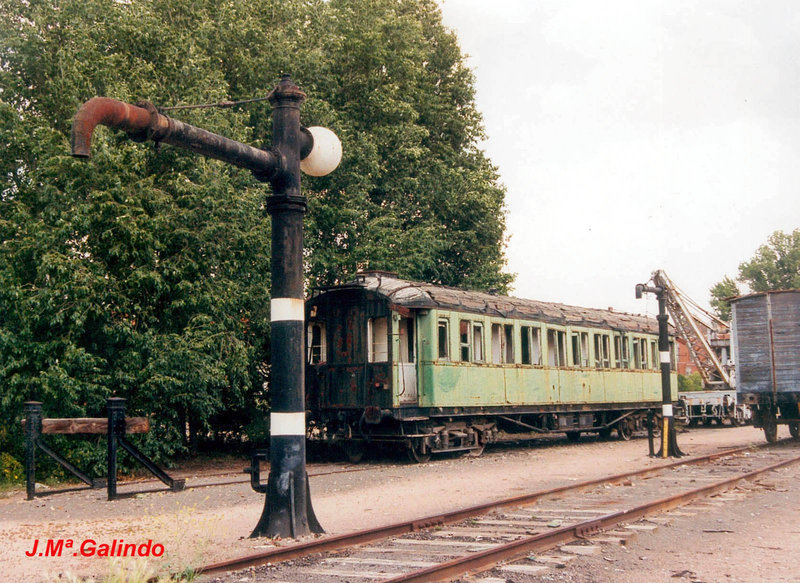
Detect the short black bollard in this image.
<box><xmin>24</xmin><ymin>402</ymin><xmax>43</xmax><ymax>501</ymax></box>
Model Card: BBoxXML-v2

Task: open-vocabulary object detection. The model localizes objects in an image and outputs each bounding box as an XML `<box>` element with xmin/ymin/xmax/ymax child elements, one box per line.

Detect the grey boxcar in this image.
<box><xmin>732</xmin><ymin>289</ymin><xmax>800</xmax><ymax>442</ymax></box>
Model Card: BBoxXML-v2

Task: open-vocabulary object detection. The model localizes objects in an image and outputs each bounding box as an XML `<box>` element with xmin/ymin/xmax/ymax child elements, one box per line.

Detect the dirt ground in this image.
<box><xmin>0</xmin><ymin>425</ymin><xmax>796</xmax><ymax>583</ymax></box>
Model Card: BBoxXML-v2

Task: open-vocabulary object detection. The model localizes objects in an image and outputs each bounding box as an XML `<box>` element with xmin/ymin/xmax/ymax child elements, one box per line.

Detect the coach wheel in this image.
<box><xmin>342</xmin><ymin>441</ymin><xmax>365</xmax><ymax>464</ymax></box>
<box><xmin>407</xmin><ymin>438</ymin><xmax>431</xmax><ymax>463</ymax></box>
<box><xmin>789</xmin><ymin>422</ymin><xmax>800</xmax><ymax>439</ymax></box>
<box><xmin>617</xmin><ymin>419</ymin><xmax>633</xmax><ymax>441</ymax></box>
<box><xmin>762</xmin><ymin>413</ymin><xmax>778</xmax><ymax>444</ymax></box>
<box><xmin>566</xmin><ymin>431</ymin><xmax>581</xmax><ymax>443</ymax></box>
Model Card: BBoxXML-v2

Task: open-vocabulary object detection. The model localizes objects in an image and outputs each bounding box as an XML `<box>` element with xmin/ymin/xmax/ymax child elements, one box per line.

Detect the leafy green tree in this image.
<box><xmin>709</xmin><ymin>276</ymin><xmax>740</xmax><ymax>323</ymax></box>
<box><xmin>678</xmin><ymin>372</ymin><xmax>704</xmax><ymax>392</ymax></box>
<box><xmin>710</xmin><ymin>229</ymin><xmax>800</xmax><ymax>322</ymax></box>
<box><xmin>739</xmin><ymin>229</ymin><xmax>800</xmax><ymax>291</ymax></box>
<box><xmin>0</xmin><ymin>0</ymin><xmax>511</xmax><ymax>473</ymax></box>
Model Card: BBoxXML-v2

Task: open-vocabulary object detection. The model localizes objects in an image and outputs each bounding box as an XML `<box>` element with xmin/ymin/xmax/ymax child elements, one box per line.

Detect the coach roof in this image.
<box><xmin>317</xmin><ymin>272</ymin><xmax>660</xmax><ymax>335</ymax></box>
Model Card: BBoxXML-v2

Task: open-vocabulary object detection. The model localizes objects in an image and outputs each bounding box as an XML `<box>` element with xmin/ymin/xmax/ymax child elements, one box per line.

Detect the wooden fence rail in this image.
<box><xmin>23</xmin><ymin>399</ymin><xmax>184</xmax><ymax>501</ymax></box>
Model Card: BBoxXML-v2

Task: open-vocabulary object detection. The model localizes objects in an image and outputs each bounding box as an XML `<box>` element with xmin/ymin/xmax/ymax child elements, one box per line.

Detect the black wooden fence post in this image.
<box><xmin>24</xmin><ymin>401</ymin><xmax>42</xmax><ymax>500</ymax></box>
<box><xmin>106</xmin><ymin>397</ymin><xmax>126</xmax><ymax>500</ymax></box>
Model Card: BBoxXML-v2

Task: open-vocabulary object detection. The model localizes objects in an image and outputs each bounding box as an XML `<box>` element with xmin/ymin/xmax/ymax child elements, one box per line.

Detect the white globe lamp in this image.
<box><xmin>300</xmin><ymin>126</ymin><xmax>342</xmax><ymax>177</ymax></box>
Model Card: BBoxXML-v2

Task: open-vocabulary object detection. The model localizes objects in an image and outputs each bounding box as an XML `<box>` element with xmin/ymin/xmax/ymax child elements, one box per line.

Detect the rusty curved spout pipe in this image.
<box><xmin>70</xmin><ymin>96</ymin><xmax>287</xmax><ymax>181</ymax></box>
<box><xmin>71</xmin><ymin>97</ymin><xmax>160</xmax><ymax>158</ymax></box>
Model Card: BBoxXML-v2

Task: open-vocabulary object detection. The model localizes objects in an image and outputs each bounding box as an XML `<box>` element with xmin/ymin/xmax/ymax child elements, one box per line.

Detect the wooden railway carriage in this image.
<box><xmin>731</xmin><ymin>290</ymin><xmax>800</xmax><ymax>442</ymax></box>
<box><xmin>305</xmin><ymin>272</ymin><xmax>678</xmax><ymax>461</ymax></box>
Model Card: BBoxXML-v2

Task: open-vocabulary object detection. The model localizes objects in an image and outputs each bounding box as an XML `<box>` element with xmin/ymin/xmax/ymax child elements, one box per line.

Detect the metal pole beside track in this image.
<box><xmin>250</xmin><ymin>76</ymin><xmax>323</xmax><ymax>538</ymax></box>
<box><xmin>636</xmin><ymin>281</ymin><xmax>684</xmax><ymax>458</ymax></box>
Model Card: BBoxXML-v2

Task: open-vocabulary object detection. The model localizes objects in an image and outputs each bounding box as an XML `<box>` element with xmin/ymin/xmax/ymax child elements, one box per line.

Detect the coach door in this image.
<box><xmin>397</xmin><ymin>316</ymin><xmax>418</xmax><ymax>404</ymax></box>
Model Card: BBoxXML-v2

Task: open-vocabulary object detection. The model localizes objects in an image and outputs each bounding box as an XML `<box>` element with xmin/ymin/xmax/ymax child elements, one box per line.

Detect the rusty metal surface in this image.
<box><xmin>331</xmin><ymin>272</ymin><xmax>661</xmax><ymax>334</ymax></box>
<box><xmin>71</xmin><ymin>97</ymin><xmax>280</xmax><ymax>179</ymax></box>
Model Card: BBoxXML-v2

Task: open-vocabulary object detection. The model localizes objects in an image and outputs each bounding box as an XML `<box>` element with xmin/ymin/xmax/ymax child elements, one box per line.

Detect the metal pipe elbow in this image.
<box><xmin>70</xmin><ymin>97</ymin><xmax>155</xmax><ymax>158</ymax></box>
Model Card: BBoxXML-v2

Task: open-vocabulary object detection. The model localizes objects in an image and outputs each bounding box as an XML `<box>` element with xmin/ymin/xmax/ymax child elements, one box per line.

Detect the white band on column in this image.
<box><xmin>660</xmin><ymin>351</ymin><xmax>671</xmax><ymax>364</ymax></box>
<box><xmin>270</xmin><ymin>412</ymin><xmax>306</xmax><ymax>436</ymax></box>
<box><xmin>271</xmin><ymin>298</ymin><xmax>305</xmax><ymax>322</ymax></box>
<box><xmin>662</xmin><ymin>404</ymin><xmax>673</xmax><ymax>417</ymax></box>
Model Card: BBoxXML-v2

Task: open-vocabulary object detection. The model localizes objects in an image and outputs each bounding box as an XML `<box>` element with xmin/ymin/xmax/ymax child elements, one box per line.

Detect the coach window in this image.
<box><xmin>398</xmin><ymin>317</ymin><xmax>414</xmax><ymax>363</ymax></box>
<box><xmin>438</xmin><ymin>319</ymin><xmax>450</xmax><ymax>360</ymax></box>
<box><xmin>473</xmin><ymin>322</ymin><xmax>485</xmax><ymax>362</ymax></box>
<box><xmin>368</xmin><ymin>317</ymin><xmax>389</xmax><ymax>362</ymax></box>
<box><xmin>504</xmin><ymin>324</ymin><xmax>514</xmax><ymax>363</ymax></box>
<box><xmin>492</xmin><ymin>324</ymin><xmax>516</xmax><ymax>364</ymax></box>
<box><xmin>633</xmin><ymin>338</ymin><xmax>648</xmax><ymax>369</ymax></box>
<box><xmin>595</xmin><ymin>334</ymin><xmax>610</xmax><ymax>368</ymax></box>
<box><xmin>531</xmin><ymin>327</ymin><xmax>542</xmax><ymax>364</ymax></box>
<box><xmin>650</xmin><ymin>341</ymin><xmax>658</xmax><ymax>370</ymax></box>
<box><xmin>307</xmin><ymin>322</ymin><xmax>326</xmax><ymax>364</ymax></box>
<box><xmin>521</xmin><ymin>326</ymin><xmax>531</xmax><ymax>364</ymax></box>
<box><xmin>521</xmin><ymin>326</ymin><xmax>542</xmax><ymax>365</ymax></box>
<box><xmin>571</xmin><ymin>332</ymin><xmax>589</xmax><ymax>367</ymax></box>
<box><xmin>460</xmin><ymin>320</ymin><xmax>472</xmax><ymax>361</ymax></box>
<box><xmin>615</xmin><ymin>334</ymin><xmax>630</xmax><ymax>369</ymax></box>
<box><xmin>547</xmin><ymin>329</ymin><xmax>566</xmax><ymax>366</ymax></box>
<box><xmin>491</xmin><ymin>324</ymin><xmax>502</xmax><ymax>364</ymax></box>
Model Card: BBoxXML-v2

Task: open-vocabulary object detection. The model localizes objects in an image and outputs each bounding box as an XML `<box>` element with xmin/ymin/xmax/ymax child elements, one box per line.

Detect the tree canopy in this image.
<box><xmin>710</xmin><ymin>228</ymin><xmax>800</xmax><ymax>321</ymax></box>
<box><xmin>0</xmin><ymin>0</ymin><xmax>511</xmax><ymax>474</ymax></box>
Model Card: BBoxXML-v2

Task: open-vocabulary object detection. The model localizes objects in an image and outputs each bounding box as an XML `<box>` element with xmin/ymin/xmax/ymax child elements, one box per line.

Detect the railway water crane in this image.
<box><xmin>652</xmin><ymin>270</ymin><xmax>748</xmax><ymax>426</ymax></box>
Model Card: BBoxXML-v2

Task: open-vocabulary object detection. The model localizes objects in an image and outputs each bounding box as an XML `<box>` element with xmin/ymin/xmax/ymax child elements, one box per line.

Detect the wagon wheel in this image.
<box><xmin>762</xmin><ymin>412</ymin><xmax>778</xmax><ymax>444</ymax></box>
<box><xmin>342</xmin><ymin>440</ymin><xmax>365</xmax><ymax>464</ymax></box>
<box><xmin>789</xmin><ymin>422</ymin><xmax>800</xmax><ymax>439</ymax></box>
<box><xmin>565</xmin><ymin>431</ymin><xmax>581</xmax><ymax>443</ymax></box>
<box><xmin>617</xmin><ymin>419</ymin><xmax>633</xmax><ymax>441</ymax></box>
<box><xmin>406</xmin><ymin>438</ymin><xmax>431</xmax><ymax>463</ymax></box>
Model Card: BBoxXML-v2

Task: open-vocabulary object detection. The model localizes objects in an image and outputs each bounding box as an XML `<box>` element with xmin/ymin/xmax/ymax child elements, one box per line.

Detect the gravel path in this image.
<box><xmin>0</xmin><ymin>425</ymin><xmax>789</xmax><ymax>582</ymax></box>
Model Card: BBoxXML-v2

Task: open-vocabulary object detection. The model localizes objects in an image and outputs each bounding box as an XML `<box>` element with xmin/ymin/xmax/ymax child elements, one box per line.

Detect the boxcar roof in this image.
<box><xmin>729</xmin><ymin>289</ymin><xmax>800</xmax><ymax>303</ymax></box>
<box><xmin>316</xmin><ymin>272</ymin><xmax>661</xmax><ymax>334</ymax></box>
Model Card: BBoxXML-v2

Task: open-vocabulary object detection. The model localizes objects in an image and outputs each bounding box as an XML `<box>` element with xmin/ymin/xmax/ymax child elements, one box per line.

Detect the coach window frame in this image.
<box><xmin>438</xmin><ymin>318</ymin><xmax>450</xmax><ymax>361</ymax></box>
<box><xmin>307</xmin><ymin>321</ymin><xmax>326</xmax><ymax>364</ymax></box>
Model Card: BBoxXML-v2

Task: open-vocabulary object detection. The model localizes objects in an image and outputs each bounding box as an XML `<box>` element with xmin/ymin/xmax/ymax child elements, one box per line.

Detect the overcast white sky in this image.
<box><xmin>439</xmin><ymin>0</ymin><xmax>800</xmax><ymax>316</ymax></box>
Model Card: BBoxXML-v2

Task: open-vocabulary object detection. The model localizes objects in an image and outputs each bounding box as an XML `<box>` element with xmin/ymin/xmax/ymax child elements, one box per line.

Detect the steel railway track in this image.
<box><xmin>196</xmin><ymin>439</ymin><xmax>800</xmax><ymax>582</ymax></box>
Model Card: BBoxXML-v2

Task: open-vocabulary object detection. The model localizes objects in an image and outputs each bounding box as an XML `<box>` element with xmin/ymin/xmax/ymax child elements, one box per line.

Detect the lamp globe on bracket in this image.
<box><xmin>300</xmin><ymin>126</ymin><xmax>342</xmax><ymax>177</ymax></box>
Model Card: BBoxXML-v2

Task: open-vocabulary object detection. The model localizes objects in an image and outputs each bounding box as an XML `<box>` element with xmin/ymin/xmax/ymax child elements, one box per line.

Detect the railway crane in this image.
<box><xmin>651</xmin><ymin>270</ymin><xmax>748</xmax><ymax>426</ymax></box>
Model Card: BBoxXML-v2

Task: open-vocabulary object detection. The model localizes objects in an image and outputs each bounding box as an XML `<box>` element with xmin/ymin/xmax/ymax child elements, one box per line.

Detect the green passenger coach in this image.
<box><xmin>306</xmin><ymin>272</ymin><xmax>678</xmax><ymax>462</ymax></box>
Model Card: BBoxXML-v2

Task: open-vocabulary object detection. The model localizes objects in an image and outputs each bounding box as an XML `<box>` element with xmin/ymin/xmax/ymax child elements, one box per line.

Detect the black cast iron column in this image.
<box><xmin>655</xmin><ymin>291</ymin><xmax>684</xmax><ymax>457</ymax></box>
<box><xmin>637</xmin><ymin>283</ymin><xmax>684</xmax><ymax>458</ymax></box>
<box><xmin>250</xmin><ymin>76</ymin><xmax>323</xmax><ymax>538</ymax></box>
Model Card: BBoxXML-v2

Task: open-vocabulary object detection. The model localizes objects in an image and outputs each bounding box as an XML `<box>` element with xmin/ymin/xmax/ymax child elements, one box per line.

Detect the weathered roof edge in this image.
<box><xmin>315</xmin><ymin>272</ymin><xmax>662</xmax><ymax>335</ymax></box>
<box><xmin>729</xmin><ymin>288</ymin><xmax>800</xmax><ymax>303</ymax></box>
